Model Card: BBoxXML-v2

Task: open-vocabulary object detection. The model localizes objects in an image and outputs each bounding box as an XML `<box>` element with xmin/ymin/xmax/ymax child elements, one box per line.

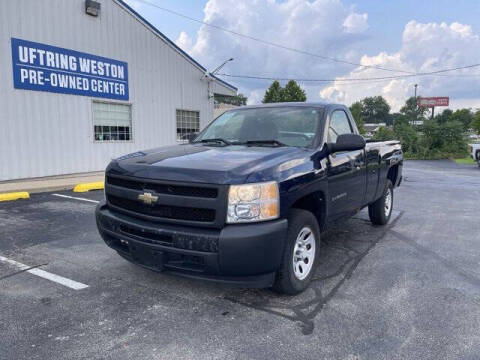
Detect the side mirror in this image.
<box><xmin>187</xmin><ymin>132</ymin><xmax>199</xmax><ymax>143</ymax></box>
<box><xmin>327</xmin><ymin>133</ymin><xmax>365</xmax><ymax>154</ymax></box>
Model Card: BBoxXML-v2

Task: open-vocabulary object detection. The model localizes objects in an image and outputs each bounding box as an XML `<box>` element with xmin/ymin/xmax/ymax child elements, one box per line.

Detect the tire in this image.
<box><xmin>273</xmin><ymin>209</ymin><xmax>320</xmax><ymax>295</ymax></box>
<box><xmin>476</xmin><ymin>151</ymin><xmax>480</xmax><ymax>167</ymax></box>
<box><xmin>368</xmin><ymin>180</ymin><xmax>394</xmax><ymax>225</ymax></box>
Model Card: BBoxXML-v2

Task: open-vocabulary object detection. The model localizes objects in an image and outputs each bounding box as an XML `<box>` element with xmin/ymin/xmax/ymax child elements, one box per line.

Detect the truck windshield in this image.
<box><xmin>196</xmin><ymin>107</ymin><xmax>322</xmax><ymax>148</ymax></box>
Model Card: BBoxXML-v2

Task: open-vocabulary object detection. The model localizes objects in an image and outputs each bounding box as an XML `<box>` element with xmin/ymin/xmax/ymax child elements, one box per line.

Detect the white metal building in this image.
<box><xmin>0</xmin><ymin>0</ymin><xmax>237</xmax><ymax>181</ymax></box>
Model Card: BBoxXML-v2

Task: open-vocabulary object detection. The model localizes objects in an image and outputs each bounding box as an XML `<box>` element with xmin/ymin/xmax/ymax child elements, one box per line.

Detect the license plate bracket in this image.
<box><xmin>129</xmin><ymin>243</ymin><xmax>164</xmax><ymax>271</ymax></box>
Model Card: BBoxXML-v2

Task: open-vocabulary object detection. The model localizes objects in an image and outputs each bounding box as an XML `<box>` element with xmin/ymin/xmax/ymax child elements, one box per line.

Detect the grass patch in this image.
<box><xmin>455</xmin><ymin>157</ymin><xmax>476</xmax><ymax>165</ymax></box>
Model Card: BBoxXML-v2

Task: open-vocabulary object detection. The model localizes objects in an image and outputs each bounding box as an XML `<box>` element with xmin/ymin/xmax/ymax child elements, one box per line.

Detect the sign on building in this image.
<box><xmin>417</xmin><ymin>97</ymin><xmax>449</xmax><ymax>107</ymax></box>
<box><xmin>11</xmin><ymin>38</ymin><xmax>129</xmax><ymax>100</ymax></box>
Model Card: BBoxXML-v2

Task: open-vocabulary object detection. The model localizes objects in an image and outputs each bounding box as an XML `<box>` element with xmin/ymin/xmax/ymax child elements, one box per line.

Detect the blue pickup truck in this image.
<box><xmin>96</xmin><ymin>103</ymin><xmax>403</xmax><ymax>294</ymax></box>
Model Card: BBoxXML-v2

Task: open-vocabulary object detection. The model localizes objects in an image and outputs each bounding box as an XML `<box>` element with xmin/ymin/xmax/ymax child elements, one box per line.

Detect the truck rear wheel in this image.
<box><xmin>273</xmin><ymin>209</ymin><xmax>320</xmax><ymax>295</ymax></box>
<box><xmin>368</xmin><ymin>180</ymin><xmax>393</xmax><ymax>225</ymax></box>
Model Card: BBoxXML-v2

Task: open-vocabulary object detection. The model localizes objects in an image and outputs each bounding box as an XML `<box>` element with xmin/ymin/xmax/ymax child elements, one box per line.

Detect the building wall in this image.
<box><xmin>0</xmin><ymin>0</ymin><xmax>235</xmax><ymax>181</ymax></box>
<box><xmin>213</xmin><ymin>103</ymin><xmax>237</xmax><ymax>119</ymax></box>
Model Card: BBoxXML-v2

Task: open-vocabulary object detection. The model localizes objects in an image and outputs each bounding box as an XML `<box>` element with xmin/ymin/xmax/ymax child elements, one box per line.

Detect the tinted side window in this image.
<box><xmin>328</xmin><ymin>110</ymin><xmax>353</xmax><ymax>143</ymax></box>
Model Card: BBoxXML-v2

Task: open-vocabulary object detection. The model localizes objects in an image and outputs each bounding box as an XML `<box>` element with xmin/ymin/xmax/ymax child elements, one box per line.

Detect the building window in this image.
<box><xmin>176</xmin><ymin>109</ymin><xmax>200</xmax><ymax>142</ymax></box>
<box><xmin>93</xmin><ymin>101</ymin><xmax>132</xmax><ymax>141</ymax></box>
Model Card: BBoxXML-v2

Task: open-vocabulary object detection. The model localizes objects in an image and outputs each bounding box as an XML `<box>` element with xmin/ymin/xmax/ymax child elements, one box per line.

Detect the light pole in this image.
<box><xmin>211</xmin><ymin>58</ymin><xmax>234</xmax><ymax>75</ymax></box>
<box><xmin>206</xmin><ymin>58</ymin><xmax>234</xmax><ymax>100</ymax></box>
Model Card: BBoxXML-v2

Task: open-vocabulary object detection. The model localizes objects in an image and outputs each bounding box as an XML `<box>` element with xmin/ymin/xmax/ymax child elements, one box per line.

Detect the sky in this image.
<box><xmin>125</xmin><ymin>0</ymin><xmax>480</xmax><ymax>112</ymax></box>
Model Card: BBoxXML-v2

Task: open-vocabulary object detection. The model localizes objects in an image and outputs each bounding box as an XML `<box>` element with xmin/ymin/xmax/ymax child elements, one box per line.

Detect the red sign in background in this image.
<box><xmin>417</xmin><ymin>97</ymin><xmax>449</xmax><ymax>107</ymax></box>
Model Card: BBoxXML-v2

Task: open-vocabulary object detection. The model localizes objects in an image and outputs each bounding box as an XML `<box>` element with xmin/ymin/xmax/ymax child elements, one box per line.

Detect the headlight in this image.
<box><xmin>227</xmin><ymin>181</ymin><xmax>279</xmax><ymax>223</ymax></box>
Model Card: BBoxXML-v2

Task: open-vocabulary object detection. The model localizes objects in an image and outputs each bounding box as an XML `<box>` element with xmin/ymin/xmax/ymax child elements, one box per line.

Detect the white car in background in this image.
<box><xmin>470</xmin><ymin>144</ymin><xmax>480</xmax><ymax>167</ymax></box>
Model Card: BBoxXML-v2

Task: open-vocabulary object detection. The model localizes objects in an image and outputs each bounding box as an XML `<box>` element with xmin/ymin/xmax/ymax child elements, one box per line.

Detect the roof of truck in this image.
<box><xmin>231</xmin><ymin>102</ymin><xmax>344</xmax><ymax>110</ymax></box>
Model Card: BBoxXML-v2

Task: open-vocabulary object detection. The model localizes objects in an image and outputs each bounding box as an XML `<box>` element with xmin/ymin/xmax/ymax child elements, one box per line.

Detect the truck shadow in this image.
<box><xmin>221</xmin><ymin>210</ymin><xmax>404</xmax><ymax>335</ymax></box>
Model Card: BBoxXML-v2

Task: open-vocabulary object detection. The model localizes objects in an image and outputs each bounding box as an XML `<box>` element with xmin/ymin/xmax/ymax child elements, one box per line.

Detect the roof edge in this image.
<box><xmin>115</xmin><ymin>0</ymin><xmax>238</xmax><ymax>92</ymax></box>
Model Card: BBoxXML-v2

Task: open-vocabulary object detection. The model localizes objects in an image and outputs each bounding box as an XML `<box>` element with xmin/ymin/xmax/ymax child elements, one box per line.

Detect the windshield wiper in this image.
<box><xmin>199</xmin><ymin>138</ymin><xmax>231</xmax><ymax>146</ymax></box>
<box><xmin>245</xmin><ymin>140</ymin><xmax>287</xmax><ymax>147</ymax></box>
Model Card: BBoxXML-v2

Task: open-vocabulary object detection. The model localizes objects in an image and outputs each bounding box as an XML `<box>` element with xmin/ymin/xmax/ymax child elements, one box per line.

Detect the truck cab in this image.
<box><xmin>470</xmin><ymin>143</ymin><xmax>480</xmax><ymax>167</ymax></box>
<box><xmin>96</xmin><ymin>103</ymin><xmax>402</xmax><ymax>294</ymax></box>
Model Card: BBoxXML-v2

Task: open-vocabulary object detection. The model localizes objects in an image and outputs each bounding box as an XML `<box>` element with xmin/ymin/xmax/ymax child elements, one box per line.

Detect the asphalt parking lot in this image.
<box><xmin>1</xmin><ymin>160</ymin><xmax>480</xmax><ymax>360</ymax></box>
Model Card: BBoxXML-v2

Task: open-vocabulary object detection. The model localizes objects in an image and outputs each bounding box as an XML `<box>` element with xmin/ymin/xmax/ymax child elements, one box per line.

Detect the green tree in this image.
<box><xmin>215</xmin><ymin>93</ymin><xmax>247</xmax><ymax>106</ymax></box>
<box><xmin>372</xmin><ymin>126</ymin><xmax>395</xmax><ymax>141</ymax></box>
<box><xmin>472</xmin><ymin>110</ymin><xmax>480</xmax><ymax>135</ymax></box>
<box><xmin>262</xmin><ymin>81</ymin><xmax>283</xmax><ymax>103</ymax></box>
<box><xmin>422</xmin><ymin>120</ymin><xmax>468</xmax><ymax>157</ymax></box>
<box><xmin>394</xmin><ymin>122</ymin><xmax>421</xmax><ymax>155</ymax></box>
<box><xmin>262</xmin><ymin>80</ymin><xmax>306</xmax><ymax>103</ymax></box>
<box><xmin>391</xmin><ymin>112</ymin><xmax>408</xmax><ymax>127</ymax></box>
<box><xmin>349</xmin><ymin>101</ymin><xmax>365</xmax><ymax>134</ymax></box>
<box><xmin>360</xmin><ymin>96</ymin><xmax>391</xmax><ymax>124</ymax></box>
<box><xmin>435</xmin><ymin>109</ymin><xmax>453</xmax><ymax>124</ymax></box>
<box><xmin>451</xmin><ymin>108</ymin><xmax>474</xmax><ymax>131</ymax></box>
<box><xmin>400</xmin><ymin>96</ymin><xmax>428</xmax><ymax>122</ymax></box>
<box><xmin>280</xmin><ymin>80</ymin><xmax>307</xmax><ymax>102</ymax></box>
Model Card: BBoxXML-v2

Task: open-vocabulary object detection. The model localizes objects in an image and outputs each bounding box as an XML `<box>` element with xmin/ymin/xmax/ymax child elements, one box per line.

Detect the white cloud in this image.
<box><xmin>246</xmin><ymin>89</ymin><xmax>265</xmax><ymax>105</ymax></box>
<box><xmin>321</xmin><ymin>20</ymin><xmax>480</xmax><ymax>111</ymax></box>
<box><xmin>175</xmin><ymin>31</ymin><xmax>193</xmax><ymax>52</ymax></box>
<box><xmin>175</xmin><ymin>1</ymin><xmax>479</xmax><ymax>110</ymax></box>
<box><xmin>343</xmin><ymin>13</ymin><xmax>368</xmax><ymax>33</ymax></box>
<box><xmin>176</xmin><ymin>0</ymin><xmax>370</xmax><ymax>102</ymax></box>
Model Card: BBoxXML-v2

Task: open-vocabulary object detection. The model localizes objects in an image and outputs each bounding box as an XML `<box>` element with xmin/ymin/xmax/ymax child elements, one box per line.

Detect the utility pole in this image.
<box><xmin>413</xmin><ymin>84</ymin><xmax>418</xmax><ymax>125</ymax></box>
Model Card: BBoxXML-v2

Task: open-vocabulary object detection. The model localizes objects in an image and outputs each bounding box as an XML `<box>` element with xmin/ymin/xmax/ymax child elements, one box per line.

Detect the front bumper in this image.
<box><xmin>95</xmin><ymin>200</ymin><xmax>288</xmax><ymax>288</ymax></box>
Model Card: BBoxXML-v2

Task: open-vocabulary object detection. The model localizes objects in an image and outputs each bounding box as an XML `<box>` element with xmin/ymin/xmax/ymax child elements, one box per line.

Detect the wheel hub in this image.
<box><xmin>384</xmin><ymin>188</ymin><xmax>392</xmax><ymax>217</ymax></box>
<box><xmin>292</xmin><ymin>227</ymin><xmax>316</xmax><ymax>280</ymax></box>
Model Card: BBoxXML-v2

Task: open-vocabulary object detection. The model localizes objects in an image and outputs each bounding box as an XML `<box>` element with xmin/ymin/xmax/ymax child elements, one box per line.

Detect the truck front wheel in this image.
<box><xmin>368</xmin><ymin>180</ymin><xmax>394</xmax><ymax>225</ymax></box>
<box><xmin>273</xmin><ymin>209</ymin><xmax>320</xmax><ymax>295</ymax></box>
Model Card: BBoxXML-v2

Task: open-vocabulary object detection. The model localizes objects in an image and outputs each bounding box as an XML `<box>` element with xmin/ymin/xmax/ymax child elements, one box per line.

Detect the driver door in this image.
<box><xmin>327</xmin><ymin>109</ymin><xmax>366</xmax><ymax>219</ymax></box>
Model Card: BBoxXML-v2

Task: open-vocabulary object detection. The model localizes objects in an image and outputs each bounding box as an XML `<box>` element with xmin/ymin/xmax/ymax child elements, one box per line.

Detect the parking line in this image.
<box><xmin>52</xmin><ymin>193</ymin><xmax>99</xmax><ymax>204</ymax></box>
<box><xmin>0</xmin><ymin>255</ymin><xmax>89</xmax><ymax>290</ymax></box>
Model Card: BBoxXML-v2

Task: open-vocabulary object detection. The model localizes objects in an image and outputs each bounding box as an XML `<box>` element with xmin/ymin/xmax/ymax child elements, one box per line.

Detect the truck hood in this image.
<box><xmin>107</xmin><ymin>144</ymin><xmax>312</xmax><ymax>184</ymax></box>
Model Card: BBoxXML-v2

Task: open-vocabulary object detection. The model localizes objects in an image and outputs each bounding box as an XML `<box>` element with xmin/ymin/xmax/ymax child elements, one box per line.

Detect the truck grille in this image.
<box><xmin>105</xmin><ymin>175</ymin><xmax>227</xmax><ymax>228</ymax></box>
<box><xmin>106</xmin><ymin>176</ymin><xmax>218</xmax><ymax>198</ymax></box>
<box><xmin>108</xmin><ymin>195</ymin><xmax>215</xmax><ymax>222</ymax></box>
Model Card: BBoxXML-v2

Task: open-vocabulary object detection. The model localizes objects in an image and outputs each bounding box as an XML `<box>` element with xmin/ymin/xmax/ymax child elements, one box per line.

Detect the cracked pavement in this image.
<box><xmin>1</xmin><ymin>160</ymin><xmax>480</xmax><ymax>359</ymax></box>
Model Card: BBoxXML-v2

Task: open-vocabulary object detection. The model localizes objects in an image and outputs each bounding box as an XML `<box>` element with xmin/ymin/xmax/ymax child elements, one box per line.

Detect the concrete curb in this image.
<box><xmin>0</xmin><ymin>172</ymin><xmax>105</xmax><ymax>194</ymax></box>
<box><xmin>0</xmin><ymin>192</ymin><xmax>30</xmax><ymax>202</ymax></box>
<box><xmin>73</xmin><ymin>181</ymin><xmax>105</xmax><ymax>193</ymax></box>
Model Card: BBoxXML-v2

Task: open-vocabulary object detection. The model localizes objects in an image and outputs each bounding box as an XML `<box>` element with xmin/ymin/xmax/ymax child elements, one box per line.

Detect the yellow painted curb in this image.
<box><xmin>0</xmin><ymin>192</ymin><xmax>30</xmax><ymax>202</ymax></box>
<box><xmin>73</xmin><ymin>181</ymin><xmax>104</xmax><ymax>193</ymax></box>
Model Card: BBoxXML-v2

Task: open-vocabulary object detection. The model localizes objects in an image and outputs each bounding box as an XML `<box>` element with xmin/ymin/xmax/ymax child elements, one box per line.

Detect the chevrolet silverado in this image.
<box><xmin>96</xmin><ymin>103</ymin><xmax>403</xmax><ymax>294</ymax></box>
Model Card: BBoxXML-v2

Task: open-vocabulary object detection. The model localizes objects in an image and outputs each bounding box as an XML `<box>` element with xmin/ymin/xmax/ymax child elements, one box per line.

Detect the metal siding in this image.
<box><xmin>0</xmin><ymin>0</ymin><xmax>235</xmax><ymax>181</ymax></box>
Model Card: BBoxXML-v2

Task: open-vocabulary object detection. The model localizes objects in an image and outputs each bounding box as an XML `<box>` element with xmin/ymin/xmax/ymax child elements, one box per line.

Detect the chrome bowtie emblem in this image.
<box><xmin>138</xmin><ymin>192</ymin><xmax>158</xmax><ymax>205</ymax></box>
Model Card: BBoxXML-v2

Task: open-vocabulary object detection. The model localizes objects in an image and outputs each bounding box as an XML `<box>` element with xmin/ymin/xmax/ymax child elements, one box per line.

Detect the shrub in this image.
<box><xmin>372</xmin><ymin>126</ymin><xmax>395</xmax><ymax>141</ymax></box>
<box><xmin>393</xmin><ymin>123</ymin><xmax>421</xmax><ymax>154</ymax></box>
<box><xmin>422</xmin><ymin>120</ymin><xmax>468</xmax><ymax>157</ymax></box>
<box><xmin>390</xmin><ymin>120</ymin><xmax>468</xmax><ymax>160</ymax></box>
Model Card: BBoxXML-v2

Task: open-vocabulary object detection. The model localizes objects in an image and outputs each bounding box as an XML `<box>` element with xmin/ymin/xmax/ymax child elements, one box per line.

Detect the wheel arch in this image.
<box><xmin>289</xmin><ymin>191</ymin><xmax>327</xmax><ymax>231</ymax></box>
<box><xmin>387</xmin><ymin>165</ymin><xmax>400</xmax><ymax>186</ymax></box>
